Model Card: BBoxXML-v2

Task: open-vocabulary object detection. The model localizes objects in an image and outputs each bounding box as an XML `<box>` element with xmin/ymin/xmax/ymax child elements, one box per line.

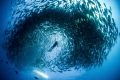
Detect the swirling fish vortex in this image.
<box><xmin>3</xmin><ymin>0</ymin><xmax>118</xmax><ymax>72</ymax></box>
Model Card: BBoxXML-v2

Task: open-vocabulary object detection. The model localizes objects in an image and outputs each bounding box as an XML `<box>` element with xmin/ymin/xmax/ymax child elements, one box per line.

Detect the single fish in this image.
<box><xmin>94</xmin><ymin>36</ymin><xmax>99</xmax><ymax>39</ymax></box>
<box><xmin>15</xmin><ymin>71</ymin><xmax>18</xmax><ymax>74</ymax></box>
<box><xmin>97</xmin><ymin>1</ymin><xmax>101</xmax><ymax>7</ymax></box>
<box><xmin>112</xmin><ymin>18</ymin><xmax>116</xmax><ymax>26</ymax></box>
<box><xmin>11</xmin><ymin>1</ymin><xmax>13</xmax><ymax>4</ymax></box>
<box><xmin>0</xmin><ymin>60</ymin><xmax>3</xmax><ymax>62</ymax></box>
<box><xmin>119</xmin><ymin>32</ymin><xmax>120</xmax><ymax>37</ymax></box>
<box><xmin>103</xmin><ymin>3</ymin><xmax>107</xmax><ymax>8</ymax></box>
<box><xmin>34</xmin><ymin>77</ymin><xmax>38</xmax><ymax>79</ymax></box>
<box><xmin>6</xmin><ymin>62</ymin><xmax>8</xmax><ymax>64</ymax></box>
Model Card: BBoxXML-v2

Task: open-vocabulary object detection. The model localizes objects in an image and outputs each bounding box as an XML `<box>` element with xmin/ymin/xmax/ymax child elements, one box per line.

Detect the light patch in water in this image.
<box><xmin>33</xmin><ymin>70</ymin><xmax>49</xmax><ymax>79</ymax></box>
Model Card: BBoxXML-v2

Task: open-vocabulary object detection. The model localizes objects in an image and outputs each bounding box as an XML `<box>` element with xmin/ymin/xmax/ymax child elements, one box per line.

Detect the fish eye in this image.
<box><xmin>3</xmin><ymin>0</ymin><xmax>118</xmax><ymax>74</ymax></box>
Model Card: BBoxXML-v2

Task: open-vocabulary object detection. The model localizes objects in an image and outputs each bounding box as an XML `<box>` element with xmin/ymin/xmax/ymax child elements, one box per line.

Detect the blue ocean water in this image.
<box><xmin>0</xmin><ymin>0</ymin><xmax>120</xmax><ymax>80</ymax></box>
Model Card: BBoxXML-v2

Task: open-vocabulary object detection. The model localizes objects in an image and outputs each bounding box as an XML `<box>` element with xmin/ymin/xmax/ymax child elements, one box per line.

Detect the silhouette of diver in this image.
<box><xmin>48</xmin><ymin>41</ymin><xmax>58</xmax><ymax>52</ymax></box>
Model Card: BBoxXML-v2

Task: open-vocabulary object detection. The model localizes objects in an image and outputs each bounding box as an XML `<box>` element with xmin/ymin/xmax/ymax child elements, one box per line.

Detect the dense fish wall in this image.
<box><xmin>2</xmin><ymin>0</ymin><xmax>118</xmax><ymax>72</ymax></box>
